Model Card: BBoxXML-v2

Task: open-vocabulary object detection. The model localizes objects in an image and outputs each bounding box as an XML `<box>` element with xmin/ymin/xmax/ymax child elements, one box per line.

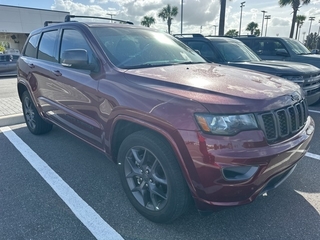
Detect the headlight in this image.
<box><xmin>282</xmin><ymin>75</ymin><xmax>304</xmax><ymax>85</ymax></box>
<box><xmin>195</xmin><ymin>113</ymin><xmax>258</xmax><ymax>135</ymax></box>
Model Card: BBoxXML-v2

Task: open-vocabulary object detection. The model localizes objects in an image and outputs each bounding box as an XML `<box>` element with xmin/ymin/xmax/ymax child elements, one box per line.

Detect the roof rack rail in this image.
<box><xmin>44</xmin><ymin>21</ymin><xmax>63</xmax><ymax>27</ymax></box>
<box><xmin>173</xmin><ymin>33</ymin><xmax>204</xmax><ymax>38</ymax></box>
<box><xmin>237</xmin><ymin>35</ymin><xmax>257</xmax><ymax>38</ymax></box>
<box><xmin>64</xmin><ymin>15</ymin><xmax>134</xmax><ymax>25</ymax></box>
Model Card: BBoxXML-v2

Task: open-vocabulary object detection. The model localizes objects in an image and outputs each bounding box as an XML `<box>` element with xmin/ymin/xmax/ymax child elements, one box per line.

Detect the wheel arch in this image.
<box><xmin>109</xmin><ymin>115</ymin><xmax>198</xmax><ymax>195</ymax></box>
<box><xmin>17</xmin><ymin>81</ymin><xmax>28</xmax><ymax>102</ymax></box>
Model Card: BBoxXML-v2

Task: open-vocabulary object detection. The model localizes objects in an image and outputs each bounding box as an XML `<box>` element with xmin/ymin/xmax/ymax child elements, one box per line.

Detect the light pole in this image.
<box><xmin>298</xmin><ymin>23</ymin><xmax>303</xmax><ymax>41</ymax></box>
<box><xmin>239</xmin><ymin>2</ymin><xmax>245</xmax><ymax>37</ymax></box>
<box><xmin>261</xmin><ymin>10</ymin><xmax>267</xmax><ymax>37</ymax></box>
<box><xmin>264</xmin><ymin>15</ymin><xmax>271</xmax><ymax>36</ymax></box>
<box><xmin>106</xmin><ymin>13</ymin><xmax>115</xmax><ymax>23</ymax></box>
<box><xmin>180</xmin><ymin>0</ymin><xmax>184</xmax><ymax>34</ymax></box>
<box><xmin>213</xmin><ymin>25</ymin><xmax>217</xmax><ymax>36</ymax></box>
<box><xmin>106</xmin><ymin>13</ymin><xmax>115</xmax><ymax>19</ymax></box>
<box><xmin>308</xmin><ymin>16</ymin><xmax>315</xmax><ymax>36</ymax></box>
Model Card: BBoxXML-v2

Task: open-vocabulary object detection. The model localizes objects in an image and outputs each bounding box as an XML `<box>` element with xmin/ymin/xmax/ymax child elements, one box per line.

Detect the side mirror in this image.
<box><xmin>276</xmin><ymin>49</ymin><xmax>289</xmax><ymax>57</ymax></box>
<box><xmin>61</xmin><ymin>49</ymin><xmax>95</xmax><ymax>70</ymax></box>
<box><xmin>194</xmin><ymin>49</ymin><xmax>201</xmax><ymax>55</ymax></box>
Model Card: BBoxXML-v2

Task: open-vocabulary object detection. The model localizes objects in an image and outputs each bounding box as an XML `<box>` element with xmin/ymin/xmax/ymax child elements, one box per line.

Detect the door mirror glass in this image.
<box><xmin>61</xmin><ymin>49</ymin><xmax>95</xmax><ymax>70</ymax></box>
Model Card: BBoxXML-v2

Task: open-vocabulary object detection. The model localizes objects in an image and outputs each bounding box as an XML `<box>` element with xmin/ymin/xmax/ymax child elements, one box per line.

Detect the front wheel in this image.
<box><xmin>118</xmin><ymin>130</ymin><xmax>191</xmax><ymax>223</ymax></box>
<box><xmin>22</xmin><ymin>91</ymin><xmax>52</xmax><ymax>135</ymax></box>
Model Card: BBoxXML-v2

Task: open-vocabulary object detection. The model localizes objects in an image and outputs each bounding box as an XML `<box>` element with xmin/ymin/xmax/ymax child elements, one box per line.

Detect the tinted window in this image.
<box><xmin>24</xmin><ymin>34</ymin><xmax>40</xmax><ymax>58</ymax></box>
<box><xmin>215</xmin><ymin>41</ymin><xmax>261</xmax><ymax>62</ymax></box>
<box><xmin>60</xmin><ymin>29</ymin><xmax>97</xmax><ymax>68</ymax></box>
<box><xmin>0</xmin><ymin>55</ymin><xmax>10</xmax><ymax>62</ymax></box>
<box><xmin>187</xmin><ymin>41</ymin><xmax>217</xmax><ymax>62</ymax></box>
<box><xmin>38</xmin><ymin>30</ymin><xmax>58</xmax><ymax>62</ymax></box>
<box><xmin>251</xmin><ymin>40</ymin><xmax>288</xmax><ymax>56</ymax></box>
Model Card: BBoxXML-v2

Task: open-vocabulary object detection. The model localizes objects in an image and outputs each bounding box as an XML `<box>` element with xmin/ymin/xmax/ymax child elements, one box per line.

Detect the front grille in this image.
<box><xmin>257</xmin><ymin>100</ymin><xmax>308</xmax><ymax>143</ymax></box>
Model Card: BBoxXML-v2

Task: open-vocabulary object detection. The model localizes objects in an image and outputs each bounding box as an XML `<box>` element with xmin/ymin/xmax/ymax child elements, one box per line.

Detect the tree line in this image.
<box><xmin>141</xmin><ymin>4</ymin><xmax>177</xmax><ymax>34</ymax></box>
<box><xmin>141</xmin><ymin>0</ymin><xmax>318</xmax><ymax>49</ymax></box>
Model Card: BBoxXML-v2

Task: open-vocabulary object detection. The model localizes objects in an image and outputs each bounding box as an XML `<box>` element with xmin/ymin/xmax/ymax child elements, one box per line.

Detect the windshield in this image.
<box><xmin>91</xmin><ymin>27</ymin><xmax>206</xmax><ymax>69</ymax></box>
<box><xmin>214</xmin><ymin>41</ymin><xmax>261</xmax><ymax>62</ymax></box>
<box><xmin>283</xmin><ymin>38</ymin><xmax>311</xmax><ymax>55</ymax></box>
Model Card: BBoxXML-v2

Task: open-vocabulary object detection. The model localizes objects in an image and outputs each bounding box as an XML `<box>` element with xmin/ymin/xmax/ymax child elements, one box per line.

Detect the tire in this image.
<box><xmin>118</xmin><ymin>130</ymin><xmax>191</xmax><ymax>223</ymax></box>
<box><xmin>21</xmin><ymin>91</ymin><xmax>53</xmax><ymax>135</ymax></box>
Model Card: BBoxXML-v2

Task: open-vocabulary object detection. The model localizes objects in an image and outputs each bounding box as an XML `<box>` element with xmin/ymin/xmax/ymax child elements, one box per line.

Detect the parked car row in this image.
<box><xmin>0</xmin><ymin>53</ymin><xmax>19</xmax><ymax>76</ymax></box>
<box><xmin>175</xmin><ymin>34</ymin><xmax>320</xmax><ymax>105</ymax></box>
<box><xmin>17</xmin><ymin>15</ymin><xmax>315</xmax><ymax>223</ymax></box>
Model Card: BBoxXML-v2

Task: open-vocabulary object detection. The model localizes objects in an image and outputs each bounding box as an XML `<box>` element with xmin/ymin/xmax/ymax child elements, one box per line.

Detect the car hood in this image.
<box><xmin>228</xmin><ymin>60</ymin><xmax>320</xmax><ymax>76</ymax></box>
<box><xmin>122</xmin><ymin>63</ymin><xmax>301</xmax><ymax>113</ymax></box>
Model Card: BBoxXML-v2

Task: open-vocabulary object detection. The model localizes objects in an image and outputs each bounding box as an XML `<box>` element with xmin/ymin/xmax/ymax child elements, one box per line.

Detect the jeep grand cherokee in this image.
<box><xmin>17</xmin><ymin>15</ymin><xmax>315</xmax><ymax>223</ymax></box>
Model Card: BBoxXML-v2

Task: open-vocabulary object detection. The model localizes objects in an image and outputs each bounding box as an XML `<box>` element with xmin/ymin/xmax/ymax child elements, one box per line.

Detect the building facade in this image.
<box><xmin>0</xmin><ymin>5</ymin><xmax>69</xmax><ymax>53</ymax></box>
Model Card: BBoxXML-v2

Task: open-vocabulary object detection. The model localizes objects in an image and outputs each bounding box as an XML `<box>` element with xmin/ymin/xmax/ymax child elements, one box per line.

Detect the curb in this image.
<box><xmin>0</xmin><ymin>114</ymin><xmax>25</xmax><ymax>127</ymax></box>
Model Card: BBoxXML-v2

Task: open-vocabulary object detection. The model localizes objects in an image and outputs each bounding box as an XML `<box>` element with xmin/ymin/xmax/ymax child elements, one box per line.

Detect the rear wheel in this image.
<box><xmin>22</xmin><ymin>91</ymin><xmax>52</xmax><ymax>135</ymax></box>
<box><xmin>118</xmin><ymin>130</ymin><xmax>191</xmax><ymax>223</ymax></box>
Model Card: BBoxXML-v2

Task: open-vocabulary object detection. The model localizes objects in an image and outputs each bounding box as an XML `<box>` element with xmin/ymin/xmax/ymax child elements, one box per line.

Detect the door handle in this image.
<box><xmin>28</xmin><ymin>63</ymin><xmax>35</xmax><ymax>68</ymax></box>
<box><xmin>52</xmin><ymin>70</ymin><xmax>62</xmax><ymax>76</ymax></box>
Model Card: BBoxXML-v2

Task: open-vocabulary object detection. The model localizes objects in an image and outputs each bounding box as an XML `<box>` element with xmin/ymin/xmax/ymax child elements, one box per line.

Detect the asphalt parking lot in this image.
<box><xmin>0</xmin><ymin>80</ymin><xmax>319</xmax><ymax>239</ymax></box>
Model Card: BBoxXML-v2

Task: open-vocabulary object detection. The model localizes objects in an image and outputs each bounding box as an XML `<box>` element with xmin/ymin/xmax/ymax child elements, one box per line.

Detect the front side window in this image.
<box><xmin>60</xmin><ymin>29</ymin><xmax>98</xmax><ymax>70</ymax></box>
<box><xmin>38</xmin><ymin>30</ymin><xmax>58</xmax><ymax>62</ymax></box>
<box><xmin>91</xmin><ymin>27</ymin><xmax>205</xmax><ymax>69</ymax></box>
<box><xmin>24</xmin><ymin>34</ymin><xmax>40</xmax><ymax>58</ymax></box>
<box><xmin>252</xmin><ymin>40</ymin><xmax>288</xmax><ymax>56</ymax></box>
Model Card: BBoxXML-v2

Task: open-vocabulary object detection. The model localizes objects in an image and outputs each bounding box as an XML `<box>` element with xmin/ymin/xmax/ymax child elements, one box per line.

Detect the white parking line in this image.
<box><xmin>306</xmin><ymin>152</ymin><xmax>320</xmax><ymax>161</ymax></box>
<box><xmin>309</xmin><ymin>110</ymin><xmax>320</xmax><ymax>114</ymax></box>
<box><xmin>0</xmin><ymin>126</ymin><xmax>123</xmax><ymax>240</ymax></box>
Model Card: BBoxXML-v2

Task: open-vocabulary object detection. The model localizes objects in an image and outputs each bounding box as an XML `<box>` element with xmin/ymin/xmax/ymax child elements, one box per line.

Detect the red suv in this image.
<box><xmin>17</xmin><ymin>16</ymin><xmax>315</xmax><ymax>223</ymax></box>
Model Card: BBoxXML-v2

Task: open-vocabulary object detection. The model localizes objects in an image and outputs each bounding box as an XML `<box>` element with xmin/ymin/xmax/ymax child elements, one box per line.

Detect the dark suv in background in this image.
<box><xmin>17</xmin><ymin>15</ymin><xmax>315</xmax><ymax>223</ymax></box>
<box><xmin>175</xmin><ymin>34</ymin><xmax>320</xmax><ymax>105</ymax></box>
<box><xmin>237</xmin><ymin>36</ymin><xmax>320</xmax><ymax>69</ymax></box>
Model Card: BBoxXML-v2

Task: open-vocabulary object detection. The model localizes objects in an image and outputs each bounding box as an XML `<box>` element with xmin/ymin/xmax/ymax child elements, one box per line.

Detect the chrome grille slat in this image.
<box><xmin>258</xmin><ymin>100</ymin><xmax>308</xmax><ymax>143</ymax></box>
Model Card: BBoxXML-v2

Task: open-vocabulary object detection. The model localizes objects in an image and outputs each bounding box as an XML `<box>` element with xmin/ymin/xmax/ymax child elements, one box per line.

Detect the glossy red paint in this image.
<box><xmin>17</xmin><ymin>22</ymin><xmax>315</xmax><ymax>216</ymax></box>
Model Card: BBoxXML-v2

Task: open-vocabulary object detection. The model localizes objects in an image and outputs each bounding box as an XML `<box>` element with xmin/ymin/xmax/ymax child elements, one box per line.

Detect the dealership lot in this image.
<box><xmin>0</xmin><ymin>104</ymin><xmax>319</xmax><ymax>239</ymax></box>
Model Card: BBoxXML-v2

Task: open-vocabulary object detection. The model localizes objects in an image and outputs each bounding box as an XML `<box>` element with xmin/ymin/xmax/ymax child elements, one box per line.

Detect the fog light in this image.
<box><xmin>222</xmin><ymin>166</ymin><xmax>259</xmax><ymax>181</ymax></box>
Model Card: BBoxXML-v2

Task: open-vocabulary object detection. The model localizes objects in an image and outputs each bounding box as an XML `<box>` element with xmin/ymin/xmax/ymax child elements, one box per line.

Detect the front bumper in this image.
<box><xmin>179</xmin><ymin>116</ymin><xmax>315</xmax><ymax>212</ymax></box>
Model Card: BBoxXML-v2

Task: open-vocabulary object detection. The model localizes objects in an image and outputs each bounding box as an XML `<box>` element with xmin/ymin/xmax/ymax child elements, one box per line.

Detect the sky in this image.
<box><xmin>0</xmin><ymin>0</ymin><xmax>319</xmax><ymax>39</ymax></box>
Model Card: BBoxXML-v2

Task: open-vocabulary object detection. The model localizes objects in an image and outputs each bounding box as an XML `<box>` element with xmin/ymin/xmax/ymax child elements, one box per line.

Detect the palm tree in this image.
<box><xmin>246</xmin><ymin>22</ymin><xmax>259</xmax><ymax>35</ymax></box>
<box><xmin>141</xmin><ymin>16</ymin><xmax>156</xmax><ymax>27</ymax></box>
<box><xmin>225</xmin><ymin>29</ymin><xmax>238</xmax><ymax>37</ymax></box>
<box><xmin>218</xmin><ymin>0</ymin><xmax>232</xmax><ymax>36</ymax></box>
<box><xmin>158</xmin><ymin>4</ymin><xmax>178</xmax><ymax>34</ymax></box>
<box><xmin>278</xmin><ymin>0</ymin><xmax>311</xmax><ymax>38</ymax></box>
<box><xmin>254</xmin><ymin>29</ymin><xmax>261</xmax><ymax>37</ymax></box>
<box><xmin>295</xmin><ymin>15</ymin><xmax>306</xmax><ymax>39</ymax></box>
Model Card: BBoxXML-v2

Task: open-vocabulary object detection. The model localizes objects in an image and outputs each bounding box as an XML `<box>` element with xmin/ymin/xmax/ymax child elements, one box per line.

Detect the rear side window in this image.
<box><xmin>38</xmin><ymin>30</ymin><xmax>58</xmax><ymax>62</ymax></box>
<box><xmin>24</xmin><ymin>34</ymin><xmax>40</xmax><ymax>58</ymax></box>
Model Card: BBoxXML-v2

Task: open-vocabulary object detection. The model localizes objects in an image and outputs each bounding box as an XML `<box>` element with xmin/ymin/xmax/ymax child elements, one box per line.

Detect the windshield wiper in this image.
<box><xmin>297</xmin><ymin>52</ymin><xmax>313</xmax><ymax>55</ymax></box>
<box><xmin>173</xmin><ymin>61</ymin><xmax>205</xmax><ymax>65</ymax></box>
